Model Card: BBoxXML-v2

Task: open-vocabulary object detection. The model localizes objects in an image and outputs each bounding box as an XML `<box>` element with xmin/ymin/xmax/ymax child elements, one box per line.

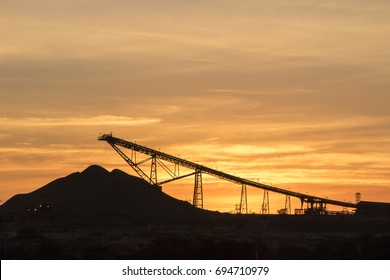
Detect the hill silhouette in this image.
<box><xmin>0</xmin><ymin>165</ymin><xmax>198</xmax><ymax>217</ymax></box>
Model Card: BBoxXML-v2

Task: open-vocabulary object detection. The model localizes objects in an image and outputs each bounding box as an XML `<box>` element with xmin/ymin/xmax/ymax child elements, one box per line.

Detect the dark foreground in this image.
<box><xmin>1</xmin><ymin>213</ymin><xmax>389</xmax><ymax>259</ymax></box>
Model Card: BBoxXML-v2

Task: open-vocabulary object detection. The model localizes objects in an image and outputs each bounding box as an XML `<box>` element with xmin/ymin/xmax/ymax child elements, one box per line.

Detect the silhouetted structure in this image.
<box><xmin>99</xmin><ymin>133</ymin><xmax>365</xmax><ymax>215</ymax></box>
<box><xmin>261</xmin><ymin>190</ymin><xmax>270</xmax><ymax>214</ymax></box>
<box><xmin>239</xmin><ymin>184</ymin><xmax>248</xmax><ymax>214</ymax></box>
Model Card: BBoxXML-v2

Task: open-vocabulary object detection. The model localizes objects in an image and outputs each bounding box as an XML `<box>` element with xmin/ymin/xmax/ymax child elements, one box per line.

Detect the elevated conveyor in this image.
<box><xmin>98</xmin><ymin>133</ymin><xmax>357</xmax><ymax>211</ymax></box>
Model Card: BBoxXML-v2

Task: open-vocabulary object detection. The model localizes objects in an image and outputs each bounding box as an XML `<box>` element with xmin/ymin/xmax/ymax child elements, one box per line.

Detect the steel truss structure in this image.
<box><xmin>239</xmin><ymin>184</ymin><xmax>248</xmax><ymax>214</ymax></box>
<box><xmin>98</xmin><ymin>133</ymin><xmax>357</xmax><ymax>213</ymax></box>
<box><xmin>261</xmin><ymin>190</ymin><xmax>270</xmax><ymax>214</ymax></box>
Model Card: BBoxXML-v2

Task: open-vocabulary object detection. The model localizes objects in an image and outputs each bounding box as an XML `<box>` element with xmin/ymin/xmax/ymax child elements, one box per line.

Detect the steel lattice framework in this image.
<box><xmin>98</xmin><ymin>133</ymin><xmax>357</xmax><ymax>212</ymax></box>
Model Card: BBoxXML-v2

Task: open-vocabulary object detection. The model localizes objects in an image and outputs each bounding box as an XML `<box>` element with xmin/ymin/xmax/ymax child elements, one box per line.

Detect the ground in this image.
<box><xmin>1</xmin><ymin>213</ymin><xmax>389</xmax><ymax>259</ymax></box>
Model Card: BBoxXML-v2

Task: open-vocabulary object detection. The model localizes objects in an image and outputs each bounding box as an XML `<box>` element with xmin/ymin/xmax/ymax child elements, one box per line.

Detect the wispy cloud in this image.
<box><xmin>207</xmin><ymin>88</ymin><xmax>317</xmax><ymax>95</ymax></box>
<box><xmin>0</xmin><ymin>115</ymin><xmax>161</xmax><ymax>127</ymax></box>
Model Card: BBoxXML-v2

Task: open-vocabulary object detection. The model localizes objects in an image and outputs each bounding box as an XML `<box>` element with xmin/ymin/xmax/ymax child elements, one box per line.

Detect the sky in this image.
<box><xmin>1</xmin><ymin>0</ymin><xmax>390</xmax><ymax>213</ymax></box>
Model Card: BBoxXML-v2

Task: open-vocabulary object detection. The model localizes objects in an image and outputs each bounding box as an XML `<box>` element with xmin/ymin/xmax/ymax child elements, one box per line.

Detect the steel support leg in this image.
<box><xmin>285</xmin><ymin>195</ymin><xmax>291</xmax><ymax>215</ymax></box>
<box><xmin>261</xmin><ymin>190</ymin><xmax>269</xmax><ymax>214</ymax></box>
<box><xmin>150</xmin><ymin>155</ymin><xmax>157</xmax><ymax>185</ymax></box>
<box><xmin>193</xmin><ymin>170</ymin><xmax>203</xmax><ymax>209</ymax></box>
<box><xmin>240</xmin><ymin>184</ymin><xmax>248</xmax><ymax>214</ymax></box>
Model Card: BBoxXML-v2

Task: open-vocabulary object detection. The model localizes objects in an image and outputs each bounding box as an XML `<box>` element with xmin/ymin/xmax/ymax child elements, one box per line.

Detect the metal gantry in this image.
<box><xmin>285</xmin><ymin>195</ymin><xmax>291</xmax><ymax>215</ymax></box>
<box><xmin>261</xmin><ymin>190</ymin><xmax>270</xmax><ymax>214</ymax></box>
<box><xmin>193</xmin><ymin>170</ymin><xmax>203</xmax><ymax>209</ymax></box>
<box><xmin>98</xmin><ymin>133</ymin><xmax>357</xmax><ymax>213</ymax></box>
<box><xmin>239</xmin><ymin>184</ymin><xmax>248</xmax><ymax>214</ymax></box>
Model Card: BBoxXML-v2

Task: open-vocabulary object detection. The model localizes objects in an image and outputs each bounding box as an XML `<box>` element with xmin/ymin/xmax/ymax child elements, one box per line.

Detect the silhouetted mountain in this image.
<box><xmin>0</xmin><ymin>165</ymin><xmax>198</xmax><ymax>217</ymax></box>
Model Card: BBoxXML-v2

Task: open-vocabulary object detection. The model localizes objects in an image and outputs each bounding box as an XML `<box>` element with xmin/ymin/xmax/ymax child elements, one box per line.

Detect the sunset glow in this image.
<box><xmin>1</xmin><ymin>0</ymin><xmax>390</xmax><ymax>213</ymax></box>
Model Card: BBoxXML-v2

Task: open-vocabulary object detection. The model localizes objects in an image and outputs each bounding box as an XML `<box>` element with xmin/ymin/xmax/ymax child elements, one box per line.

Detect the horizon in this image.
<box><xmin>1</xmin><ymin>0</ymin><xmax>390</xmax><ymax>213</ymax></box>
<box><xmin>0</xmin><ymin>153</ymin><xmax>388</xmax><ymax>214</ymax></box>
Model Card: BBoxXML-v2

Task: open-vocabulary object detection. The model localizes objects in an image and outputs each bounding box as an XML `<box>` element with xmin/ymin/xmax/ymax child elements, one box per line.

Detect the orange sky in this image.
<box><xmin>1</xmin><ymin>0</ymin><xmax>390</xmax><ymax>213</ymax></box>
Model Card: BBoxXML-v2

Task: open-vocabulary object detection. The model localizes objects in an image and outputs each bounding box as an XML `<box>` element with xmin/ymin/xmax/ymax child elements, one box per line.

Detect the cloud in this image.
<box><xmin>0</xmin><ymin>115</ymin><xmax>161</xmax><ymax>127</ymax></box>
<box><xmin>207</xmin><ymin>88</ymin><xmax>317</xmax><ymax>96</ymax></box>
